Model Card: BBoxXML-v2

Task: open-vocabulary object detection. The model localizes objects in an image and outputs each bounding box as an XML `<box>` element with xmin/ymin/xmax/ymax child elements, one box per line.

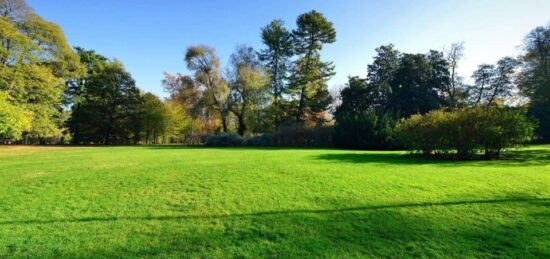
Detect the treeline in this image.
<box><xmin>1</xmin><ymin>0</ymin><xmax>549</xmax><ymax>149</ymax></box>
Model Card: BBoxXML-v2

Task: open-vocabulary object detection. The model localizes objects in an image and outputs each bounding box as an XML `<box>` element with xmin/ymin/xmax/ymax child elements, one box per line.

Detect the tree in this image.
<box><xmin>227</xmin><ymin>45</ymin><xmax>269</xmax><ymax>136</ymax></box>
<box><xmin>184</xmin><ymin>45</ymin><xmax>230</xmax><ymax>132</ymax></box>
<box><xmin>162</xmin><ymin>72</ymin><xmax>210</xmax><ymax>135</ymax></box>
<box><xmin>0</xmin><ymin>91</ymin><xmax>31</xmax><ymax>141</ymax></box>
<box><xmin>140</xmin><ymin>92</ymin><xmax>167</xmax><ymax>144</ymax></box>
<box><xmin>388</xmin><ymin>53</ymin><xmax>446</xmax><ymax>118</ymax></box>
<box><xmin>333</xmin><ymin>77</ymin><xmax>396</xmax><ymax>149</ymax></box>
<box><xmin>518</xmin><ymin>24</ymin><xmax>550</xmax><ymax>143</ymax></box>
<box><xmin>469</xmin><ymin>57</ymin><xmax>518</xmax><ymax>106</ymax></box>
<box><xmin>518</xmin><ymin>24</ymin><xmax>550</xmax><ymax>106</ymax></box>
<box><xmin>0</xmin><ymin>0</ymin><xmax>83</xmax><ymax>142</ymax></box>
<box><xmin>289</xmin><ymin>10</ymin><xmax>336</xmax><ymax>124</ymax></box>
<box><xmin>67</xmin><ymin>48</ymin><xmax>142</xmax><ymax>144</ymax></box>
<box><xmin>258</xmin><ymin>19</ymin><xmax>294</xmax><ymax>128</ymax></box>
<box><xmin>443</xmin><ymin>42</ymin><xmax>466</xmax><ymax>110</ymax></box>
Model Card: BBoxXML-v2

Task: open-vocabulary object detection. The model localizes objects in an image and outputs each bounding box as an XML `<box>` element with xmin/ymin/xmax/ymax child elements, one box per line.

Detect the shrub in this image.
<box><xmin>528</xmin><ymin>105</ymin><xmax>550</xmax><ymax>143</ymax></box>
<box><xmin>272</xmin><ymin>125</ymin><xmax>333</xmax><ymax>147</ymax></box>
<box><xmin>204</xmin><ymin>133</ymin><xmax>244</xmax><ymax>147</ymax></box>
<box><xmin>245</xmin><ymin>134</ymin><xmax>273</xmax><ymax>147</ymax></box>
<box><xmin>397</xmin><ymin>107</ymin><xmax>535</xmax><ymax>159</ymax></box>
<box><xmin>333</xmin><ymin>111</ymin><xmax>397</xmax><ymax>150</ymax></box>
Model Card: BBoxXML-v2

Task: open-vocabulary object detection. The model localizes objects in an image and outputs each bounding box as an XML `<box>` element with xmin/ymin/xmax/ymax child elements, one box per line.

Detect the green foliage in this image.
<box><xmin>185</xmin><ymin>45</ymin><xmax>229</xmax><ymax>132</ymax></box>
<box><xmin>528</xmin><ymin>104</ymin><xmax>550</xmax><ymax>143</ymax></box>
<box><xmin>0</xmin><ymin>4</ymin><xmax>84</xmax><ymax>139</ymax></box>
<box><xmin>334</xmin><ymin>111</ymin><xmax>396</xmax><ymax>150</ymax></box>
<box><xmin>67</xmin><ymin>48</ymin><xmax>142</xmax><ymax>144</ymax></box>
<box><xmin>272</xmin><ymin>124</ymin><xmax>333</xmax><ymax>147</ymax></box>
<box><xmin>244</xmin><ymin>133</ymin><xmax>273</xmax><ymax>146</ymax></box>
<box><xmin>289</xmin><ymin>10</ymin><xmax>336</xmax><ymax>124</ymax></box>
<box><xmin>334</xmin><ymin>76</ymin><xmax>397</xmax><ymax>149</ymax></box>
<box><xmin>398</xmin><ymin>107</ymin><xmax>535</xmax><ymax>158</ymax></box>
<box><xmin>0</xmin><ymin>92</ymin><xmax>31</xmax><ymax>139</ymax></box>
<box><xmin>258</xmin><ymin>19</ymin><xmax>294</xmax><ymax>128</ymax></box>
<box><xmin>469</xmin><ymin>57</ymin><xmax>519</xmax><ymax>106</ymax></box>
<box><xmin>204</xmin><ymin>133</ymin><xmax>244</xmax><ymax>146</ymax></box>
<box><xmin>227</xmin><ymin>45</ymin><xmax>269</xmax><ymax>136</ymax></box>
<box><xmin>1</xmin><ymin>145</ymin><xmax>549</xmax><ymax>257</ymax></box>
<box><xmin>518</xmin><ymin>24</ymin><xmax>550</xmax><ymax>106</ymax></box>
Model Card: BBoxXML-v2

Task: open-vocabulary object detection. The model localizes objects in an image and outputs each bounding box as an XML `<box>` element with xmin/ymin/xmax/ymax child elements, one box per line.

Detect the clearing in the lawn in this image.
<box><xmin>0</xmin><ymin>145</ymin><xmax>549</xmax><ymax>258</ymax></box>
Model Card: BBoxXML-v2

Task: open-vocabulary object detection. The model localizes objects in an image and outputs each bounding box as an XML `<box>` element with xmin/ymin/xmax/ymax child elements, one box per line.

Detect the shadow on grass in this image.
<box><xmin>2</xmin><ymin>196</ymin><xmax>549</xmax><ymax>257</ymax></box>
<box><xmin>1</xmin><ymin>197</ymin><xmax>547</xmax><ymax>226</ymax></box>
<box><xmin>315</xmin><ymin>148</ymin><xmax>550</xmax><ymax>167</ymax></box>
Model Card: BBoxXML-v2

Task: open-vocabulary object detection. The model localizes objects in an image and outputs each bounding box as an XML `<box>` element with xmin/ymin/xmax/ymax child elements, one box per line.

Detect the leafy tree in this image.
<box><xmin>333</xmin><ymin>77</ymin><xmax>396</xmax><ymax>149</ymax></box>
<box><xmin>140</xmin><ymin>92</ymin><xmax>167</xmax><ymax>144</ymax></box>
<box><xmin>0</xmin><ymin>91</ymin><xmax>31</xmax><ymax>140</ymax></box>
<box><xmin>289</xmin><ymin>10</ymin><xmax>336</xmax><ymax>125</ymax></box>
<box><xmin>469</xmin><ymin>57</ymin><xmax>518</xmax><ymax>106</ymax></box>
<box><xmin>162</xmin><ymin>72</ymin><xmax>213</xmax><ymax>136</ymax></box>
<box><xmin>388</xmin><ymin>52</ymin><xmax>446</xmax><ymax>118</ymax></box>
<box><xmin>184</xmin><ymin>45</ymin><xmax>230</xmax><ymax>132</ymax></box>
<box><xmin>0</xmin><ymin>0</ymin><xmax>83</xmax><ymax>141</ymax></box>
<box><xmin>67</xmin><ymin>48</ymin><xmax>142</xmax><ymax>144</ymax></box>
<box><xmin>163</xmin><ymin>100</ymin><xmax>191</xmax><ymax>143</ymax></box>
<box><xmin>258</xmin><ymin>19</ymin><xmax>294</xmax><ymax>128</ymax></box>
<box><xmin>518</xmin><ymin>24</ymin><xmax>550</xmax><ymax>106</ymax></box>
<box><xmin>227</xmin><ymin>45</ymin><xmax>269</xmax><ymax>136</ymax></box>
<box><xmin>518</xmin><ymin>24</ymin><xmax>550</xmax><ymax>143</ymax></box>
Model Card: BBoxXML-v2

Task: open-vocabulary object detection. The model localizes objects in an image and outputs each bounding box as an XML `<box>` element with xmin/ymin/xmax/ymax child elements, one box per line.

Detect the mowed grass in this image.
<box><xmin>0</xmin><ymin>145</ymin><xmax>549</xmax><ymax>258</ymax></box>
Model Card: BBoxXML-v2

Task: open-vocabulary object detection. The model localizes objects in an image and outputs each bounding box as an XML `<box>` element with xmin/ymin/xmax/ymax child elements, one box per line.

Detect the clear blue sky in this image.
<box><xmin>28</xmin><ymin>0</ymin><xmax>550</xmax><ymax>97</ymax></box>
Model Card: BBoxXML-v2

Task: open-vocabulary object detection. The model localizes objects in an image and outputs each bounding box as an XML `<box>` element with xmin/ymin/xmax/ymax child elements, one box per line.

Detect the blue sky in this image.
<box><xmin>29</xmin><ymin>0</ymin><xmax>550</xmax><ymax>97</ymax></box>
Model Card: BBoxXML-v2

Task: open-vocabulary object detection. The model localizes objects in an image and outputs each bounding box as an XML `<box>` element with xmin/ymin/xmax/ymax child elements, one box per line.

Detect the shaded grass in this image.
<box><xmin>0</xmin><ymin>145</ymin><xmax>549</xmax><ymax>258</ymax></box>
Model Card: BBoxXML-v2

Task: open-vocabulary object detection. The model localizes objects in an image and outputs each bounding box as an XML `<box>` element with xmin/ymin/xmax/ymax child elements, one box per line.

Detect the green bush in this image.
<box><xmin>245</xmin><ymin>134</ymin><xmax>273</xmax><ymax>147</ymax></box>
<box><xmin>333</xmin><ymin>111</ymin><xmax>397</xmax><ymax>150</ymax></box>
<box><xmin>397</xmin><ymin>107</ymin><xmax>535</xmax><ymax>159</ymax></box>
<box><xmin>204</xmin><ymin>133</ymin><xmax>244</xmax><ymax>147</ymax></box>
<box><xmin>272</xmin><ymin>125</ymin><xmax>333</xmax><ymax>147</ymax></box>
<box><xmin>528</xmin><ymin>105</ymin><xmax>550</xmax><ymax>143</ymax></box>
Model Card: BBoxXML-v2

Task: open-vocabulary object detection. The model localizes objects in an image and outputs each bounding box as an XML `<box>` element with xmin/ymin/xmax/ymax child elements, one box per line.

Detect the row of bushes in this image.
<box><xmin>397</xmin><ymin>107</ymin><xmax>535</xmax><ymax>158</ymax></box>
<box><xmin>204</xmin><ymin>125</ymin><xmax>333</xmax><ymax>147</ymax></box>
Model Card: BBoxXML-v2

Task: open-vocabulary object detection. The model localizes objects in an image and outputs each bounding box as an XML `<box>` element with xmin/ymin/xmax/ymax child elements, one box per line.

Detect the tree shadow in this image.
<box><xmin>315</xmin><ymin>148</ymin><xmax>550</xmax><ymax>167</ymax></box>
<box><xmin>2</xmin><ymin>196</ymin><xmax>548</xmax><ymax>257</ymax></box>
<box><xmin>1</xmin><ymin>197</ymin><xmax>547</xmax><ymax>225</ymax></box>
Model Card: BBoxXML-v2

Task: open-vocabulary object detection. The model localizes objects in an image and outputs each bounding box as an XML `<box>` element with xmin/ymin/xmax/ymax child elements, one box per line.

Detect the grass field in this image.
<box><xmin>0</xmin><ymin>145</ymin><xmax>549</xmax><ymax>258</ymax></box>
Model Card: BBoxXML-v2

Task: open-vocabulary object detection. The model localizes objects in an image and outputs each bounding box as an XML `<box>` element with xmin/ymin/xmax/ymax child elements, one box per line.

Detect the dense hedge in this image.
<box><xmin>203</xmin><ymin>125</ymin><xmax>333</xmax><ymax>147</ymax></box>
<box><xmin>528</xmin><ymin>105</ymin><xmax>550</xmax><ymax>143</ymax></box>
<box><xmin>397</xmin><ymin>107</ymin><xmax>535</xmax><ymax>158</ymax></box>
<box><xmin>333</xmin><ymin>111</ymin><xmax>397</xmax><ymax>149</ymax></box>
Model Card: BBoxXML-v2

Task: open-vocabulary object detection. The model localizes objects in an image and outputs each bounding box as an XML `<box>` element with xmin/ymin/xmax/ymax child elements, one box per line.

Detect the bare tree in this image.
<box><xmin>444</xmin><ymin>42</ymin><xmax>465</xmax><ymax>110</ymax></box>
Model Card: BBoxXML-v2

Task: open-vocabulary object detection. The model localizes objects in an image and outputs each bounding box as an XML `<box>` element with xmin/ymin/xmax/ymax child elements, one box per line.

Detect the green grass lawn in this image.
<box><xmin>0</xmin><ymin>145</ymin><xmax>549</xmax><ymax>258</ymax></box>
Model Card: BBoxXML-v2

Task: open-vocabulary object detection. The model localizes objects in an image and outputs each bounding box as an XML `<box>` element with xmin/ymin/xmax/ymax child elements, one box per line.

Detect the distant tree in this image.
<box><xmin>388</xmin><ymin>53</ymin><xmax>446</xmax><ymax>118</ymax></box>
<box><xmin>333</xmin><ymin>77</ymin><xmax>396</xmax><ymax>149</ymax></box>
<box><xmin>258</xmin><ymin>19</ymin><xmax>294</xmax><ymax>128</ymax></box>
<box><xmin>0</xmin><ymin>0</ymin><xmax>84</xmax><ymax>142</ymax></box>
<box><xmin>469</xmin><ymin>57</ymin><xmax>518</xmax><ymax>106</ymax></box>
<box><xmin>517</xmin><ymin>24</ymin><xmax>550</xmax><ymax>142</ymax></box>
<box><xmin>517</xmin><ymin>24</ymin><xmax>550</xmax><ymax>106</ymax></box>
<box><xmin>140</xmin><ymin>92</ymin><xmax>167</xmax><ymax>144</ymax></box>
<box><xmin>227</xmin><ymin>45</ymin><xmax>269</xmax><ymax>136</ymax></box>
<box><xmin>0</xmin><ymin>92</ymin><xmax>31</xmax><ymax>141</ymax></box>
<box><xmin>365</xmin><ymin>44</ymin><xmax>400</xmax><ymax>111</ymax></box>
<box><xmin>443</xmin><ymin>42</ymin><xmax>466</xmax><ymax>110</ymax></box>
<box><xmin>162</xmin><ymin>72</ymin><xmax>211</xmax><ymax>134</ymax></box>
<box><xmin>184</xmin><ymin>46</ymin><xmax>230</xmax><ymax>132</ymax></box>
<box><xmin>67</xmin><ymin>48</ymin><xmax>142</xmax><ymax>144</ymax></box>
<box><xmin>289</xmin><ymin>10</ymin><xmax>336</xmax><ymax>125</ymax></box>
